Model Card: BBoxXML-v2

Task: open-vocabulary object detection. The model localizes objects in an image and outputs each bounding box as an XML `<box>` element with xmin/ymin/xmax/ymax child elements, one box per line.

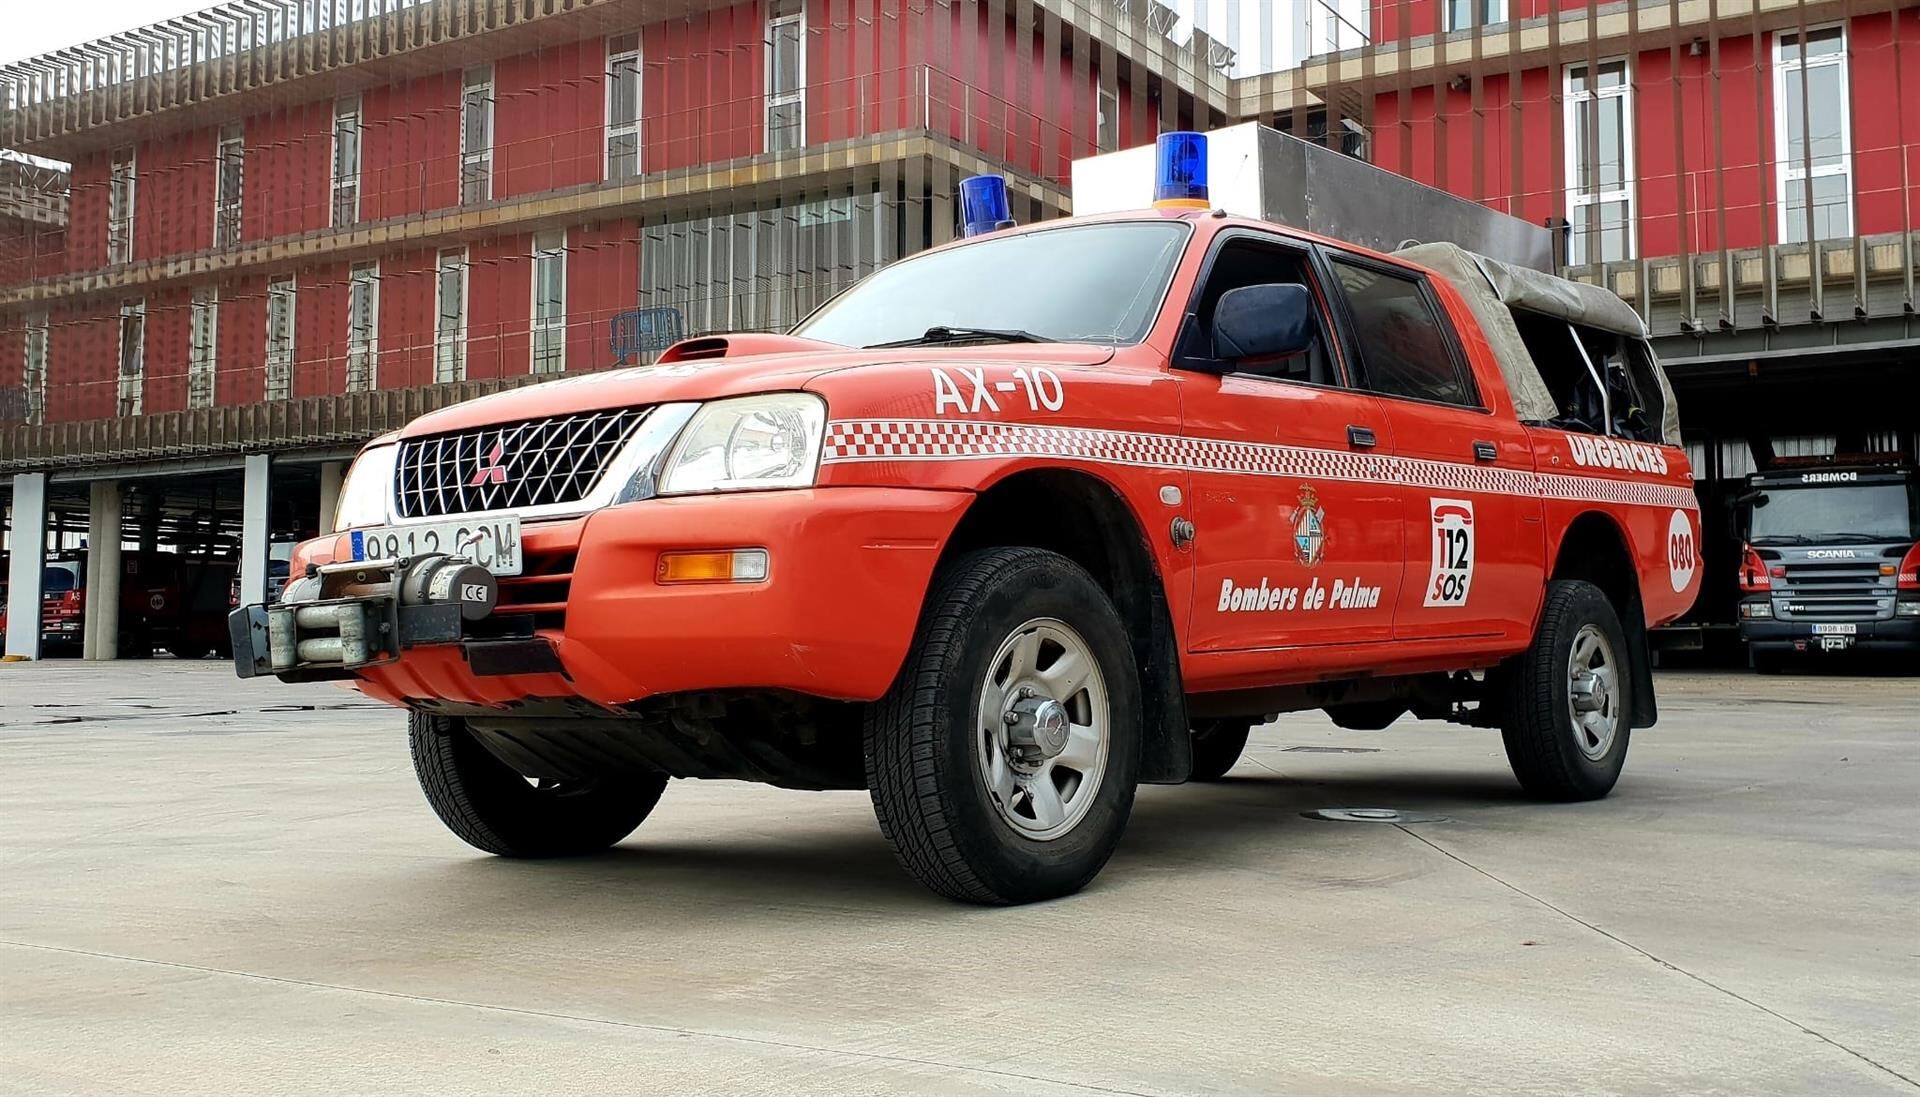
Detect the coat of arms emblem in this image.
<box><xmin>1291</xmin><ymin>484</ymin><xmax>1326</xmax><ymax>567</ymax></box>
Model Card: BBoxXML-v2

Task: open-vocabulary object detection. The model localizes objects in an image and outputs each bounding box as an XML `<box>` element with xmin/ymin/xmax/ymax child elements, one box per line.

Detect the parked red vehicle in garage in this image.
<box><xmin>42</xmin><ymin>551</ymin><xmax>235</xmax><ymax>659</ymax></box>
<box><xmin>233</xmin><ymin>148</ymin><xmax>1698</xmax><ymax>904</ymax></box>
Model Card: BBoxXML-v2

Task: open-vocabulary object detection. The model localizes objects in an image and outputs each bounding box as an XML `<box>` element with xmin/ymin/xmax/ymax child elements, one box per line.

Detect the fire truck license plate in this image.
<box><xmin>1810</xmin><ymin>623</ymin><xmax>1857</xmax><ymax>635</ymax></box>
<box><xmin>350</xmin><ymin>518</ymin><xmax>522</xmax><ymax>576</ymax></box>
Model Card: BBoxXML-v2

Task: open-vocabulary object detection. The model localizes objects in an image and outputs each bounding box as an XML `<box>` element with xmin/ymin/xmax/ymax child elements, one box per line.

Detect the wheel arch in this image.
<box><xmin>1548</xmin><ymin>511</ymin><xmax>1658</xmax><ymax>729</ymax></box>
<box><xmin>938</xmin><ymin>468</ymin><xmax>1193</xmax><ymax>783</ymax></box>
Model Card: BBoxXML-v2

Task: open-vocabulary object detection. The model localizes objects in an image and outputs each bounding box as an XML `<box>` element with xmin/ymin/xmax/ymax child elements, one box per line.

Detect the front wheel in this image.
<box><xmin>1499</xmin><ymin>580</ymin><xmax>1633</xmax><ymax>801</ymax></box>
<box><xmin>864</xmin><ymin>548</ymin><xmax>1142</xmax><ymax>905</ymax></box>
<box><xmin>409</xmin><ymin>712</ymin><xmax>668</xmax><ymax>857</ymax></box>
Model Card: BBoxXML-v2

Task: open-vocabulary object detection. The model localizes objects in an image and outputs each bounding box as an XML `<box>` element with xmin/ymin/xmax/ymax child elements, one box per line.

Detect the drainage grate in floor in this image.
<box><xmin>1281</xmin><ymin>746</ymin><xmax>1381</xmax><ymax>754</ymax></box>
<box><xmin>1302</xmin><ymin>808</ymin><xmax>1450</xmax><ymax>824</ymax></box>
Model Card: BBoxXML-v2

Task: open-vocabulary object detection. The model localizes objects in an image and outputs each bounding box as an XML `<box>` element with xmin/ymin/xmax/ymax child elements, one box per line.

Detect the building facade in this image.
<box><xmin>2</xmin><ymin>0</ymin><xmax>1916</xmax><ymax>656</ymax></box>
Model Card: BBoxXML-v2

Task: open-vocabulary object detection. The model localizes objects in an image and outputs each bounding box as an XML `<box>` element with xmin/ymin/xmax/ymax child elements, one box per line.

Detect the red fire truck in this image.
<box><xmin>233</xmin><ymin>136</ymin><xmax>1698</xmax><ymax>904</ymax></box>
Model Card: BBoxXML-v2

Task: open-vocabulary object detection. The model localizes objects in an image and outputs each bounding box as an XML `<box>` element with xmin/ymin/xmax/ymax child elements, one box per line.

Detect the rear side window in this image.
<box><xmin>1330</xmin><ymin>259</ymin><xmax>1476</xmax><ymax>408</ymax></box>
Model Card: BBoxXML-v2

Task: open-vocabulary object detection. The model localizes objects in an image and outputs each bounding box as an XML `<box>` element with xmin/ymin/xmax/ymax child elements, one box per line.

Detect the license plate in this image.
<box><xmin>1810</xmin><ymin>623</ymin><xmax>1857</xmax><ymax>636</ymax></box>
<box><xmin>350</xmin><ymin>517</ymin><xmax>521</xmax><ymax>576</ymax></box>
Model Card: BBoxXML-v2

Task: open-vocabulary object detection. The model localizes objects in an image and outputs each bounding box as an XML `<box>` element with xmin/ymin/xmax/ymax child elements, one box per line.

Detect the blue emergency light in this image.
<box><xmin>1153</xmin><ymin>131</ymin><xmax>1210</xmax><ymax>209</ymax></box>
<box><xmin>959</xmin><ymin>174</ymin><xmax>1016</xmax><ymax>237</ymax></box>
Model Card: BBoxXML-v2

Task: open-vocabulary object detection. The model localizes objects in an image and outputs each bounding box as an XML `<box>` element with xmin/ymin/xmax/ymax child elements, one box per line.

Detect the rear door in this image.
<box><xmin>1179</xmin><ymin>231</ymin><xmax>1404</xmax><ymax>657</ymax></box>
<box><xmin>1323</xmin><ymin>253</ymin><xmax>1544</xmax><ymax>649</ymax></box>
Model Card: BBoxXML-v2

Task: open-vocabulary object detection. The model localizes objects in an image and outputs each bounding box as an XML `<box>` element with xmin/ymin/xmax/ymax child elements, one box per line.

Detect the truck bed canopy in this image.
<box><xmin>1396</xmin><ymin>242</ymin><xmax>1682</xmax><ymax>446</ymax></box>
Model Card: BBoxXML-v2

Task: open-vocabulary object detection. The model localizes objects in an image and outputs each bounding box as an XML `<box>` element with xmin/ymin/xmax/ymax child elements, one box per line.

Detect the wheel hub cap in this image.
<box><xmin>1566</xmin><ymin>623</ymin><xmax>1619</xmax><ymax>761</ymax></box>
<box><xmin>976</xmin><ymin>618</ymin><xmax>1110</xmax><ymax>842</ymax></box>
<box><xmin>1006</xmin><ymin>694</ymin><xmax>1072</xmax><ymax>760</ymax></box>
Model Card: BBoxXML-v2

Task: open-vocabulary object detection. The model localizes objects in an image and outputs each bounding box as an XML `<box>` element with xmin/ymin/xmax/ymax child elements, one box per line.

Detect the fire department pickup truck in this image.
<box><xmin>232</xmin><ymin>159</ymin><xmax>1699</xmax><ymax>905</ymax></box>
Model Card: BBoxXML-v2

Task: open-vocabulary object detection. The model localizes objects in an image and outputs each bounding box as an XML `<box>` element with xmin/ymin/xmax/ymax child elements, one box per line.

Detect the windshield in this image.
<box><xmin>43</xmin><ymin>564</ymin><xmax>80</xmax><ymax>592</ymax></box>
<box><xmin>795</xmin><ymin>221</ymin><xmax>1191</xmax><ymax>349</ymax></box>
<box><xmin>1748</xmin><ymin>482</ymin><xmax>1920</xmax><ymax>544</ymax></box>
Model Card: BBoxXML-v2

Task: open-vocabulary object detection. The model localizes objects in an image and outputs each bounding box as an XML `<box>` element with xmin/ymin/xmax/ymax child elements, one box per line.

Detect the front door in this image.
<box><xmin>1180</xmin><ymin>232</ymin><xmax>1405</xmax><ymax>658</ymax></box>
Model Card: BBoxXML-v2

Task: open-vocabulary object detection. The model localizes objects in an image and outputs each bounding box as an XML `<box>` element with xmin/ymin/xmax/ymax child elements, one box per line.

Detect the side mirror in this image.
<box><xmin>1212</xmin><ymin>283</ymin><xmax>1316</xmax><ymax>361</ymax></box>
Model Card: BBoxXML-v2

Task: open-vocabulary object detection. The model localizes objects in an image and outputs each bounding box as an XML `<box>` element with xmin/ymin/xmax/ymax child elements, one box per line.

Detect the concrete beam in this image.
<box><xmin>4</xmin><ymin>473</ymin><xmax>49</xmax><ymax>660</ymax></box>
<box><xmin>83</xmin><ymin>480</ymin><xmax>121</xmax><ymax>661</ymax></box>
<box><xmin>239</xmin><ymin>454</ymin><xmax>271</xmax><ymax>608</ymax></box>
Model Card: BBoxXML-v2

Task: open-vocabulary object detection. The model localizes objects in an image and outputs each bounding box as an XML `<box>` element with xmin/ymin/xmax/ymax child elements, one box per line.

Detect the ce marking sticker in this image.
<box><xmin>1424</xmin><ymin>498</ymin><xmax>1475</xmax><ymax>608</ymax></box>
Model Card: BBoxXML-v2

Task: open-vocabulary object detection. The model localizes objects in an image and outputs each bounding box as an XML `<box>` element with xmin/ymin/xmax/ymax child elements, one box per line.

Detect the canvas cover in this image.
<box><xmin>1395</xmin><ymin>242</ymin><xmax>1682</xmax><ymax>445</ymax></box>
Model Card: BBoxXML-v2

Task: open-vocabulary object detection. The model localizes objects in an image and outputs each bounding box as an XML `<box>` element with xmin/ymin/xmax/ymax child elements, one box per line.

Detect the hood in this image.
<box><xmin>399</xmin><ymin>342</ymin><xmax>1119</xmax><ymax>437</ymax></box>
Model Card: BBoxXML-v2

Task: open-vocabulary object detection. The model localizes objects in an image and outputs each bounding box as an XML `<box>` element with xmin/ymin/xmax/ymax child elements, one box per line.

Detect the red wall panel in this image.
<box><xmin>646</xmin><ymin>2</ymin><xmax>763</xmax><ymax>174</ymax></box>
<box><xmin>136</xmin><ymin>130</ymin><xmax>216</xmax><ymax>259</ymax></box>
<box><xmin>360</xmin><ymin>74</ymin><xmax>463</xmax><ymax>221</ymax></box>
<box><xmin>246</xmin><ymin>103</ymin><xmax>335</xmax><ymax>241</ymax></box>
<box><xmin>65</xmin><ymin>153</ymin><xmax>109</xmax><ymax>272</ymax></box>
<box><xmin>294</xmin><ymin>263</ymin><xmax>348</xmax><ymax>399</ymax></box>
<box><xmin>216</xmin><ymin>276</ymin><xmax>267</xmax><ymax>407</ymax></box>
<box><xmin>1850</xmin><ymin>10</ymin><xmax>1920</xmax><ymax>238</ymax></box>
<box><xmin>466</xmin><ymin>235</ymin><xmax>532</xmax><ymax>380</ymax></box>
<box><xmin>495</xmin><ymin>40</ymin><xmax>606</xmax><ymax>199</ymax></box>
<box><xmin>377</xmin><ymin>250</ymin><xmax>438</xmax><ymax>390</ymax></box>
<box><xmin>140</xmin><ymin>287</ymin><xmax>192</xmax><ymax>416</ymax></box>
<box><xmin>567</xmin><ymin>220</ymin><xmax>640</xmax><ymax>372</ymax></box>
<box><xmin>47</xmin><ymin>305</ymin><xmax>117</xmax><ymax>422</ymax></box>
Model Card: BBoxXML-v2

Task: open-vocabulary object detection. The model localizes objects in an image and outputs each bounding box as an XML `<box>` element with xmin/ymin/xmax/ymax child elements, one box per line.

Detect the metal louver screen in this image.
<box><xmin>394</xmin><ymin>407</ymin><xmax>651</xmax><ymax>518</ymax></box>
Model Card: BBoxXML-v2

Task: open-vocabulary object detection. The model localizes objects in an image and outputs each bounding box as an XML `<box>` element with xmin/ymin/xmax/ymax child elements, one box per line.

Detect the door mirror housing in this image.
<box><xmin>1211</xmin><ymin>283</ymin><xmax>1316</xmax><ymax>362</ymax></box>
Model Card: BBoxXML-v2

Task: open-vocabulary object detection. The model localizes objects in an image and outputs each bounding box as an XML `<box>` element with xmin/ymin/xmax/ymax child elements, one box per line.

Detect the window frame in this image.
<box><xmin>434</xmin><ymin>248</ymin><xmax>469</xmax><ymax>383</ymax></box>
<box><xmin>188</xmin><ymin>286</ymin><xmax>219</xmax><ymax>410</ymax></box>
<box><xmin>765</xmin><ymin>1</ymin><xmax>807</xmax><ymax>153</ymax></box>
<box><xmin>331</xmin><ymin>95</ymin><xmax>362</xmax><ymax>228</ymax></box>
<box><xmin>530</xmin><ymin>231</ymin><xmax>567</xmax><ymax>375</ymax></box>
<box><xmin>215</xmin><ymin>123</ymin><xmax>245</xmax><ymax>248</ymax></box>
<box><xmin>461</xmin><ymin>65</ymin><xmax>495</xmax><ymax>205</ymax></box>
<box><xmin>108</xmin><ymin>145</ymin><xmax>136</xmax><ymax>264</ymax></box>
<box><xmin>346</xmin><ymin>262</ymin><xmax>380</xmax><ymax>392</ymax></box>
<box><xmin>265</xmin><ymin>275</ymin><xmax>296</xmax><ymax>402</ymax></box>
<box><xmin>1772</xmin><ymin>23</ymin><xmax>1853</xmax><ymax>245</ymax></box>
<box><xmin>1443</xmin><ymin>0</ymin><xmax>1506</xmax><ymax>33</ymax></box>
<box><xmin>23</xmin><ymin>311</ymin><xmax>48</xmax><ymax>426</ymax></box>
<box><xmin>117</xmin><ymin>299</ymin><xmax>145</xmax><ymax>417</ymax></box>
<box><xmin>1172</xmin><ymin>227</ymin><xmax>1357</xmax><ymax>391</ymax></box>
<box><xmin>1096</xmin><ymin>85</ymin><xmax>1119</xmax><ymax>153</ymax></box>
<box><xmin>1322</xmin><ymin>251</ymin><xmax>1485</xmax><ymax>412</ymax></box>
<box><xmin>1562</xmin><ymin>57</ymin><xmax>1636</xmax><ymax>265</ymax></box>
<box><xmin>605</xmin><ymin>34</ymin><xmax>642</xmax><ymax>181</ymax></box>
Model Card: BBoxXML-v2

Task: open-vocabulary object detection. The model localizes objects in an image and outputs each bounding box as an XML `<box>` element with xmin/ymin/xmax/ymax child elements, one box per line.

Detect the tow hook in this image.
<box><xmin>229</xmin><ymin>554</ymin><xmax>496</xmax><ymax>680</ymax></box>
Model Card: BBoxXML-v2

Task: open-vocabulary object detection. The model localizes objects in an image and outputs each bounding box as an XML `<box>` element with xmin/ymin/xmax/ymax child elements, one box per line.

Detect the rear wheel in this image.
<box><xmin>1499</xmin><ymin>580</ymin><xmax>1632</xmax><ymax>801</ymax></box>
<box><xmin>1188</xmin><ymin>719</ymin><xmax>1251</xmax><ymax>781</ymax></box>
<box><xmin>864</xmin><ymin>547</ymin><xmax>1142</xmax><ymax>905</ymax></box>
<box><xmin>409</xmin><ymin>712</ymin><xmax>667</xmax><ymax>857</ymax></box>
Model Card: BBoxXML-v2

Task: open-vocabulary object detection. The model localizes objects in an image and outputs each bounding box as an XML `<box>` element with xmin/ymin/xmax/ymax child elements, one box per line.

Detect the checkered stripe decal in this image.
<box><xmin>823</xmin><ymin>419</ymin><xmax>1694</xmax><ymax>509</ymax></box>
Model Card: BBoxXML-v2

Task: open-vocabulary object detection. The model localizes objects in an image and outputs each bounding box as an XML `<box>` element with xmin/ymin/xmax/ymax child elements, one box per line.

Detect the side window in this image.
<box><xmin>1509</xmin><ymin>306</ymin><xmax>1664</xmax><ymax>443</ymax></box>
<box><xmin>1184</xmin><ymin>238</ymin><xmax>1342</xmax><ymax>387</ymax></box>
<box><xmin>1330</xmin><ymin>258</ymin><xmax>1476</xmax><ymax>407</ymax></box>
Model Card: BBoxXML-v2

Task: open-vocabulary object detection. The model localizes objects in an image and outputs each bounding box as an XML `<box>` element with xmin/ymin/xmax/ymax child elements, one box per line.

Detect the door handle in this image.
<box><xmin>1472</xmin><ymin>440</ymin><xmax>1498</xmax><ymax>462</ymax></box>
<box><xmin>1346</xmin><ymin>425</ymin><xmax>1377</xmax><ymax>449</ymax></box>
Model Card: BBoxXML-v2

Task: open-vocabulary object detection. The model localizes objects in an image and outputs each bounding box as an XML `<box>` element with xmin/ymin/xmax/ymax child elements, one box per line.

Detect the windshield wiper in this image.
<box><xmin>1750</xmin><ymin>535</ymin><xmax>1815</xmax><ymax>545</ymax></box>
<box><xmin>1821</xmin><ymin>533</ymin><xmax>1898</xmax><ymax>544</ymax></box>
<box><xmin>866</xmin><ymin>325</ymin><xmax>1053</xmax><ymax>349</ymax></box>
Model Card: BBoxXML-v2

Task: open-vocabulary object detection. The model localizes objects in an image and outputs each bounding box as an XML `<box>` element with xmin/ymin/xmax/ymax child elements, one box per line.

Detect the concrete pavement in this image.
<box><xmin>2</xmin><ymin>661</ymin><xmax>1915</xmax><ymax>1096</ymax></box>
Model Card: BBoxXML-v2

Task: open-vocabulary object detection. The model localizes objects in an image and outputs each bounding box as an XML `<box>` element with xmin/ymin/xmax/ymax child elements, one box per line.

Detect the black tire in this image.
<box><xmin>1500</xmin><ymin>580</ymin><xmax>1633</xmax><ymax>802</ymax></box>
<box><xmin>168</xmin><ymin>640</ymin><xmax>210</xmax><ymax>660</ymax></box>
<box><xmin>864</xmin><ymin>547</ymin><xmax>1142</xmax><ymax>905</ymax></box>
<box><xmin>1188</xmin><ymin>719</ymin><xmax>1252</xmax><ymax>781</ymax></box>
<box><xmin>1751</xmin><ymin>650</ymin><xmax>1791</xmax><ymax>675</ymax></box>
<box><xmin>408</xmin><ymin>712</ymin><xmax>667</xmax><ymax>857</ymax></box>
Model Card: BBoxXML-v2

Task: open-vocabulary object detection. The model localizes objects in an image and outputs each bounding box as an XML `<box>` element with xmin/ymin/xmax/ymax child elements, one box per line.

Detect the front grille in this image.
<box><xmin>395</xmin><ymin>407</ymin><xmax>649</xmax><ymax>518</ymax></box>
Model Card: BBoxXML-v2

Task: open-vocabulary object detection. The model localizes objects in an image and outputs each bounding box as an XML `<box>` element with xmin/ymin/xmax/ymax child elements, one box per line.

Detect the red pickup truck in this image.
<box><xmin>234</xmin><ymin>197</ymin><xmax>1698</xmax><ymax>904</ymax></box>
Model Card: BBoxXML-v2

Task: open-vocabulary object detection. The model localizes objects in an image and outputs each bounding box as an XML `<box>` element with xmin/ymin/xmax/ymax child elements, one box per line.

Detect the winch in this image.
<box><xmin>230</xmin><ymin>554</ymin><xmax>495</xmax><ymax>679</ymax></box>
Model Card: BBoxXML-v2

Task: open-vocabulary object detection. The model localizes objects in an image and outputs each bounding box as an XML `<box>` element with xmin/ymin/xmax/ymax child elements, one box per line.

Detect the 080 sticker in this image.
<box><xmin>1424</xmin><ymin>498</ymin><xmax>1476</xmax><ymax>608</ymax></box>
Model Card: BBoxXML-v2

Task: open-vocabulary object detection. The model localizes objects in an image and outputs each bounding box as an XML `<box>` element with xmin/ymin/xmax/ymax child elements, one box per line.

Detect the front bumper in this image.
<box><xmin>240</xmin><ymin>487</ymin><xmax>971</xmax><ymax>709</ymax></box>
<box><xmin>1739</xmin><ymin>615</ymin><xmax>1920</xmax><ymax>654</ymax></box>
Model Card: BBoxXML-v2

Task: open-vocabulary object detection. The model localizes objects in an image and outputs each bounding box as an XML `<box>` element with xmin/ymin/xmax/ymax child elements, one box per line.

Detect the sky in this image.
<box><xmin>3</xmin><ymin>0</ymin><xmax>218</xmax><ymax>66</ymax></box>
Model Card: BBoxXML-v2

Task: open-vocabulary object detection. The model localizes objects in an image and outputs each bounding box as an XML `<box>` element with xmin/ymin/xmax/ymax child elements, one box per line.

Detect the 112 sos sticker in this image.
<box><xmin>1425</xmin><ymin>498</ymin><xmax>1476</xmax><ymax>608</ymax></box>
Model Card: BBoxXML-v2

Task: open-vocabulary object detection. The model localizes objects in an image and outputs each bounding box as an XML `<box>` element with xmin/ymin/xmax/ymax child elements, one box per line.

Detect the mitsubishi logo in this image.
<box><xmin>469</xmin><ymin>439</ymin><xmax>509</xmax><ymax>487</ymax></box>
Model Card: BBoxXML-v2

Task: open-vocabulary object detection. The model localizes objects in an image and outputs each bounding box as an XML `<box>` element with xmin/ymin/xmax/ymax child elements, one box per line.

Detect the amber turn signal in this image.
<box><xmin>657</xmin><ymin>549</ymin><xmax>770</xmax><ymax>584</ymax></box>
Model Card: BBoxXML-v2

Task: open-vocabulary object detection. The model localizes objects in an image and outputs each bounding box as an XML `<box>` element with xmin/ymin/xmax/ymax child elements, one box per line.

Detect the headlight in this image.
<box><xmin>333</xmin><ymin>444</ymin><xmax>398</xmax><ymax>531</ymax></box>
<box><xmin>659</xmin><ymin>394</ymin><xmax>826</xmax><ymax>494</ymax></box>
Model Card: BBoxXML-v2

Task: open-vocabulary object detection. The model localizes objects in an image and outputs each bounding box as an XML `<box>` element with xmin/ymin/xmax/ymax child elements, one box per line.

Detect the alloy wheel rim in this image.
<box><xmin>975</xmin><ymin>617</ymin><xmax>1109</xmax><ymax>842</ymax></box>
<box><xmin>1566</xmin><ymin>623</ymin><xmax>1620</xmax><ymax>761</ymax></box>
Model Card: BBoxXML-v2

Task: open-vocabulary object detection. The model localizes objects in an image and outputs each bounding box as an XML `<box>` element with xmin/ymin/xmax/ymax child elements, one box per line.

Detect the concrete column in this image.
<box><xmin>239</xmin><ymin>454</ymin><xmax>272</xmax><ymax>608</ymax></box>
<box><xmin>84</xmin><ymin>480</ymin><xmax>123</xmax><ymax>661</ymax></box>
<box><xmin>317</xmin><ymin>461</ymin><xmax>346</xmax><ymax>536</ymax></box>
<box><xmin>4</xmin><ymin>473</ymin><xmax>49</xmax><ymax>660</ymax></box>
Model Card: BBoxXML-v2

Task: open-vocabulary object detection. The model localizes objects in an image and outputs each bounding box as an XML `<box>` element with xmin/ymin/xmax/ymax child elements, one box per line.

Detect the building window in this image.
<box><xmin>607</xmin><ymin>34</ymin><xmax>642</xmax><ymax>180</ymax></box>
<box><xmin>1096</xmin><ymin>86</ymin><xmax>1119</xmax><ymax>153</ymax></box>
<box><xmin>1564</xmin><ymin>59</ymin><xmax>1635</xmax><ymax>265</ymax></box>
<box><xmin>188</xmin><ymin>287</ymin><xmax>218</xmax><ymax>410</ymax></box>
<box><xmin>1774</xmin><ymin>26</ymin><xmax>1852</xmax><ymax>244</ymax></box>
<box><xmin>332</xmin><ymin>95</ymin><xmax>361</xmax><ymax>227</ymax></box>
<box><xmin>215</xmin><ymin>123</ymin><xmax>244</xmax><ymax>247</ymax></box>
<box><xmin>1444</xmin><ymin>0</ymin><xmax>1505</xmax><ymax>32</ymax></box>
<box><xmin>435</xmin><ymin>249</ymin><xmax>467</xmax><ymax>383</ymax></box>
<box><xmin>766</xmin><ymin>0</ymin><xmax>806</xmax><ymax>153</ymax></box>
<box><xmin>531</xmin><ymin>231</ymin><xmax>567</xmax><ymax>374</ymax></box>
<box><xmin>347</xmin><ymin>262</ymin><xmax>379</xmax><ymax>392</ymax></box>
<box><xmin>461</xmin><ymin>66</ymin><xmax>495</xmax><ymax>204</ymax></box>
<box><xmin>23</xmin><ymin>312</ymin><xmax>48</xmax><ymax>426</ymax></box>
<box><xmin>117</xmin><ymin>300</ymin><xmax>145</xmax><ymax>417</ymax></box>
<box><xmin>108</xmin><ymin>146</ymin><xmax>136</xmax><ymax>264</ymax></box>
<box><xmin>265</xmin><ymin>276</ymin><xmax>295</xmax><ymax>401</ymax></box>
